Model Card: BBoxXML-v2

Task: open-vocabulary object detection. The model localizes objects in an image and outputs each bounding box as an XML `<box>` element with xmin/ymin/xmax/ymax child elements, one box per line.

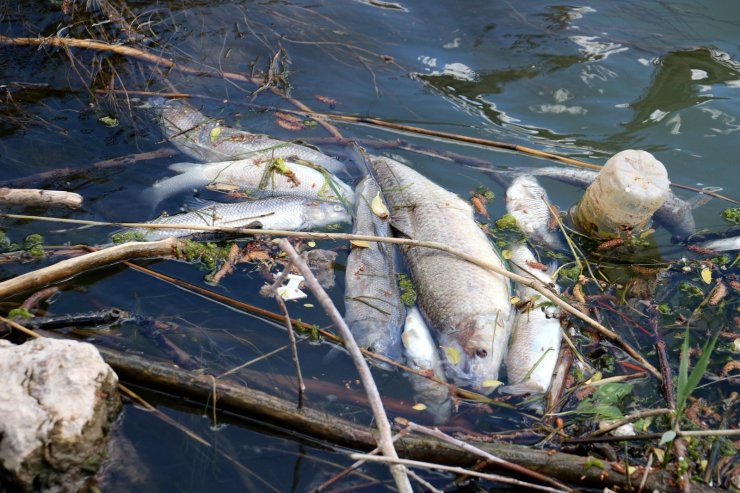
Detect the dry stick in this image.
<box><xmin>348</xmin><ymin>454</ymin><xmax>567</xmax><ymax>493</ymax></box>
<box><xmin>279</xmin><ymin>239</ymin><xmax>412</xmax><ymax>493</ymax></box>
<box><xmin>397</xmin><ymin>419</ymin><xmax>573</xmax><ymax>493</ymax></box>
<box><xmin>265</xmin><ymin>263</ymin><xmax>306</xmax><ymax>409</ymax></box>
<box><xmin>586</xmin><ymin>408</ymin><xmax>673</xmax><ymax>438</ymax></box>
<box><xmin>0</xmin><ymin>213</ymin><xmax>661</xmax><ymax>379</ymax></box>
<box><xmin>313</xmin><ymin>429</ymin><xmax>411</xmax><ymax>492</ymax></box>
<box><xmin>406</xmin><ymin>470</ymin><xmax>443</xmax><ymax>493</ymax></box>
<box><xmin>0</xmin><ymin>188</ymin><xmax>83</xmax><ymax>208</ymax></box>
<box><xmin>0</xmin><ymin>238</ymin><xmax>181</xmax><ymax>299</ymax></box>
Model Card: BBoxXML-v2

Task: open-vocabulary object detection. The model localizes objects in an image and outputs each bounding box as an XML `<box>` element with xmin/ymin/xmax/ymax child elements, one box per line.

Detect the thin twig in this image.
<box><xmin>279</xmin><ymin>239</ymin><xmax>412</xmax><ymax>493</ymax></box>
<box><xmin>0</xmin><ymin>212</ymin><xmax>662</xmax><ymax>379</ymax></box>
<box><xmin>396</xmin><ymin>418</ymin><xmax>573</xmax><ymax>492</ymax></box>
<box><xmin>264</xmin><ymin>261</ymin><xmax>305</xmax><ymax>409</ymax></box>
<box><xmin>312</xmin><ymin>428</ymin><xmax>410</xmax><ymax>492</ymax></box>
<box><xmin>348</xmin><ymin>454</ymin><xmax>568</xmax><ymax>493</ymax></box>
<box><xmin>586</xmin><ymin>408</ymin><xmax>672</xmax><ymax>438</ymax></box>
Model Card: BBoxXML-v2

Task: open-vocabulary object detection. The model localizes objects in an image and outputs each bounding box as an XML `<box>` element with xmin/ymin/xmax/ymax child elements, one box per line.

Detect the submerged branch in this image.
<box><xmin>93</xmin><ymin>347</ymin><xmax>719</xmax><ymax>493</ymax></box>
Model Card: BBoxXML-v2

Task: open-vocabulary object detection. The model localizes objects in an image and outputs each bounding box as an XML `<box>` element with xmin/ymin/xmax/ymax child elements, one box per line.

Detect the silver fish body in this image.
<box><xmin>147</xmin><ymin>98</ymin><xmax>349</xmax><ymax>176</ymax></box>
<box><xmin>402</xmin><ymin>305</ymin><xmax>452</xmax><ymax>423</ymax></box>
<box><xmin>367</xmin><ymin>155</ymin><xmax>513</xmax><ymax>390</ymax></box>
<box><xmin>502</xmin><ymin>243</ymin><xmax>561</xmax><ymax>395</ymax></box>
<box><xmin>344</xmin><ymin>176</ymin><xmax>405</xmax><ymax>367</ymax></box>
<box><xmin>127</xmin><ymin>197</ymin><xmax>351</xmax><ymax>241</ymax></box>
<box><xmin>505</xmin><ymin>175</ymin><xmax>563</xmax><ymax>251</ymax></box>
<box><xmin>520</xmin><ymin>166</ymin><xmax>695</xmax><ymax>241</ymax></box>
<box><xmin>142</xmin><ymin>158</ymin><xmax>355</xmax><ymax>209</ymax></box>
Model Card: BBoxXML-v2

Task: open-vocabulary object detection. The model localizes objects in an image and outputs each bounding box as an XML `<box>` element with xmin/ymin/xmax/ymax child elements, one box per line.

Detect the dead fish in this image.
<box><xmin>142</xmin><ymin>158</ymin><xmax>355</xmax><ymax>209</ymax></box>
<box><xmin>505</xmin><ymin>175</ymin><xmax>564</xmax><ymax>251</ymax></box>
<box><xmin>146</xmin><ymin>98</ymin><xmax>349</xmax><ymax>176</ymax></box>
<box><xmin>344</xmin><ymin>176</ymin><xmax>405</xmax><ymax>367</ymax></box>
<box><xmin>366</xmin><ymin>154</ymin><xmax>512</xmax><ymax>391</ymax></box>
<box><xmin>125</xmin><ymin>196</ymin><xmax>351</xmax><ymax>241</ymax></box>
<box><xmin>513</xmin><ymin>166</ymin><xmax>696</xmax><ymax>241</ymax></box>
<box><xmin>402</xmin><ymin>305</ymin><xmax>452</xmax><ymax>423</ymax></box>
<box><xmin>502</xmin><ymin>242</ymin><xmax>561</xmax><ymax>396</ymax></box>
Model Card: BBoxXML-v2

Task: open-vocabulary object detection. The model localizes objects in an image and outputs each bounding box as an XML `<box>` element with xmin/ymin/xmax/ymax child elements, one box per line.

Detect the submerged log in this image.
<box><xmin>99</xmin><ymin>347</ymin><xmax>719</xmax><ymax>493</ymax></box>
<box><xmin>0</xmin><ymin>187</ymin><xmax>83</xmax><ymax>209</ymax></box>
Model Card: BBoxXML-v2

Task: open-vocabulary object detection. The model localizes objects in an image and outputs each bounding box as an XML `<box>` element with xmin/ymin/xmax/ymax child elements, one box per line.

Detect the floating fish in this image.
<box><xmin>402</xmin><ymin>305</ymin><xmax>452</xmax><ymax>424</ymax></box>
<box><xmin>516</xmin><ymin>166</ymin><xmax>696</xmax><ymax>241</ymax></box>
<box><xmin>502</xmin><ymin>177</ymin><xmax>562</xmax><ymax>395</ymax></box>
<box><xmin>344</xmin><ymin>176</ymin><xmax>405</xmax><ymax>368</ymax></box>
<box><xmin>147</xmin><ymin>98</ymin><xmax>349</xmax><ymax>176</ymax></box>
<box><xmin>505</xmin><ymin>175</ymin><xmax>564</xmax><ymax>251</ymax></box>
<box><xmin>502</xmin><ymin>243</ymin><xmax>562</xmax><ymax>395</ymax></box>
<box><xmin>142</xmin><ymin>158</ymin><xmax>355</xmax><ymax>209</ymax></box>
<box><xmin>126</xmin><ymin>196</ymin><xmax>351</xmax><ymax>241</ymax></box>
<box><xmin>367</xmin><ymin>154</ymin><xmax>512</xmax><ymax>391</ymax></box>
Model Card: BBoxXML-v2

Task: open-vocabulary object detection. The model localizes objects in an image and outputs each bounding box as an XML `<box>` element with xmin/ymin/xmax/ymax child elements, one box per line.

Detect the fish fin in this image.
<box><xmin>686</xmin><ymin>188</ymin><xmax>721</xmax><ymax>210</ymax></box>
<box><xmin>500</xmin><ymin>381</ymin><xmax>547</xmax><ymax>396</ymax></box>
<box><xmin>168</xmin><ymin>162</ymin><xmax>205</xmax><ymax>173</ymax></box>
<box><xmin>388</xmin><ymin>209</ymin><xmax>416</xmax><ymax>239</ymax></box>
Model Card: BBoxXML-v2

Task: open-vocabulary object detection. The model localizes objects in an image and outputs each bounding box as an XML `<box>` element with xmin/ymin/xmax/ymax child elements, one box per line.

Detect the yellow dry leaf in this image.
<box><xmin>209</xmin><ymin>126</ymin><xmax>222</xmax><ymax>142</ymax></box>
<box><xmin>443</xmin><ymin>346</ymin><xmax>461</xmax><ymax>365</ymax></box>
<box><xmin>651</xmin><ymin>448</ymin><xmax>665</xmax><ymax>462</ymax></box>
<box><xmin>412</xmin><ymin>403</ymin><xmax>427</xmax><ymax>411</ymax></box>
<box><xmin>481</xmin><ymin>379</ymin><xmax>502</xmax><ymax>389</ymax></box>
<box><xmin>502</xmin><ymin>249</ymin><xmax>512</xmax><ymax>260</ymax></box>
<box><xmin>584</xmin><ymin>371</ymin><xmax>602</xmax><ymax>385</ymax></box>
<box><xmin>350</xmin><ymin>240</ymin><xmax>370</xmax><ymax>248</ymax></box>
<box><xmin>371</xmin><ymin>192</ymin><xmax>389</xmax><ymax>219</ymax></box>
<box><xmin>307</xmin><ymin>241</ymin><xmax>316</xmax><ymax>248</ymax></box>
<box><xmin>626</xmin><ymin>466</ymin><xmax>637</xmax><ymax>475</ymax></box>
<box><xmin>510</xmin><ymin>296</ymin><xmax>520</xmax><ymax>305</ymax></box>
<box><xmin>700</xmin><ymin>267</ymin><xmax>712</xmax><ymax>284</ymax></box>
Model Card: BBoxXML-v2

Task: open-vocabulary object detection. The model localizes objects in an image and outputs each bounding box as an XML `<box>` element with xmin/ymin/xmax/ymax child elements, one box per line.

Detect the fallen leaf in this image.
<box><xmin>701</xmin><ymin>267</ymin><xmax>712</xmax><ymax>284</ymax></box>
<box><xmin>412</xmin><ymin>403</ymin><xmax>427</xmax><ymax>411</ymax></box>
<box><xmin>443</xmin><ymin>346</ymin><xmax>460</xmax><ymax>365</ymax></box>
<box><xmin>370</xmin><ymin>192</ymin><xmax>389</xmax><ymax>219</ymax></box>
<box><xmin>350</xmin><ymin>240</ymin><xmax>370</xmax><ymax>248</ymax></box>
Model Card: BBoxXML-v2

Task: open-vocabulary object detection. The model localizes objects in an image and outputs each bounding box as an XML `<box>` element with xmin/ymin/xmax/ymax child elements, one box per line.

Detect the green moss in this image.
<box><xmin>474</xmin><ymin>186</ymin><xmax>495</xmax><ymax>201</ymax></box>
<box><xmin>8</xmin><ymin>307</ymin><xmax>32</xmax><ymax>319</ymax></box>
<box><xmin>494</xmin><ymin>213</ymin><xmax>518</xmax><ymax>230</ymax></box>
<box><xmin>720</xmin><ymin>207</ymin><xmax>740</xmax><ymax>224</ymax></box>
<box><xmin>397</xmin><ymin>273</ymin><xmax>417</xmax><ymax>307</ymax></box>
<box><xmin>110</xmin><ymin>231</ymin><xmax>148</xmax><ymax>244</ymax></box>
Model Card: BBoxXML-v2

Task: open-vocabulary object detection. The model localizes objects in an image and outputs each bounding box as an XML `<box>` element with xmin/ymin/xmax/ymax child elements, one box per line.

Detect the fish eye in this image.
<box><xmin>366</xmin><ymin>346</ymin><xmax>375</xmax><ymax>353</ymax></box>
<box><xmin>475</xmin><ymin>348</ymin><xmax>488</xmax><ymax>358</ymax></box>
<box><xmin>333</xmin><ymin>205</ymin><xmax>343</xmax><ymax>212</ymax></box>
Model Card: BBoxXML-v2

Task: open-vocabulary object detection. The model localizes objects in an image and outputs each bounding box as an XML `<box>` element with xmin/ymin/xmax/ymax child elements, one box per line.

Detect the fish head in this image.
<box><xmin>305</xmin><ymin>201</ymin><xmax>352</xmax><ymax>227</ymax></box>
<box><xmin>438</xmin><ymin>315</ymin><xmax>507</xmax><ymax>393</ymax></box>
<box><xmin>348</xmin><ymin>320</ymin><xmax>403</xmax><ymax>371</ymax></box>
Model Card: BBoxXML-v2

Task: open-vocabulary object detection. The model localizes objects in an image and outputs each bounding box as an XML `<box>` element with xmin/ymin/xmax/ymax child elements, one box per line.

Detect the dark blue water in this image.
<box><xmin>1</xmin><ymin>1</ymin><xmax>737</xmax><ymax>491</ymax></box>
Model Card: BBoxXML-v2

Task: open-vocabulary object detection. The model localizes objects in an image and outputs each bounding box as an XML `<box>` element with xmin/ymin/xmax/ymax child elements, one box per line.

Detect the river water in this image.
<box><xmin>1</xmin><ymin>1</ymin><xmax>738</xmax><ymax>491</ymax></box>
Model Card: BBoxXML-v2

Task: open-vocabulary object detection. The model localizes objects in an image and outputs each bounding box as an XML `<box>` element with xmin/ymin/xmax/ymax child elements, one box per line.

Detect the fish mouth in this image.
<box><xmin>349</xmin><ymin>321</ymin><xmax>402</xmax><ymax>371</ymax></box>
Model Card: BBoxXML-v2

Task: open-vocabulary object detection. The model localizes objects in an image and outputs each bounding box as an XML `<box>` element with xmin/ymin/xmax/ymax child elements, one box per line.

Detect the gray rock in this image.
<box><xmin>0</xmin><ymin>338</ymin><xmax>121</xmax><ymax>493</ymax></box>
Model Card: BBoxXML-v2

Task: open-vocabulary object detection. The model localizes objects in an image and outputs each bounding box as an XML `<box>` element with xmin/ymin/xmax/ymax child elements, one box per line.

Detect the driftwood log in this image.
<box><xmin>0</xmin><ymin>188</ymin><xmax>82</xmax><ymax>209</ymax></box>
<box><xmin>99</xmin><ymin>347</ymin><xmax>719</xmax><ymax>493</ymax></box>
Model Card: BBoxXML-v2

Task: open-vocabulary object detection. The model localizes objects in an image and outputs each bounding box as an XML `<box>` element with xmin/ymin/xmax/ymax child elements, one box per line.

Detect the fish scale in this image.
<box><xmin>126</xmin><ymin>196</ymin><xmax>351</xmax><ymax>241</ymax></box>
<box><xmin>344</xmin><ymin>176</ymin><xmax>405</xmax><ymax>366</ymax></box>
<box><xmin>366</xmin><ymin>155</ymin><xmax>512</xmax><ymax>390</ymax></box>
<box><xmin>148</xmin><ymin>98</ymin><xmax>348</xmax><ymax>175</ymax></box>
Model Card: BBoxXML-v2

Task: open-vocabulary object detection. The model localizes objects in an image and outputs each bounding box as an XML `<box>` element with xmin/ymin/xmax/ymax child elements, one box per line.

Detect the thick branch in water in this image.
<box><xmin>98</xmin><ymin>347</ymin><xmax>718</xmax><ymax>493</ymax></box>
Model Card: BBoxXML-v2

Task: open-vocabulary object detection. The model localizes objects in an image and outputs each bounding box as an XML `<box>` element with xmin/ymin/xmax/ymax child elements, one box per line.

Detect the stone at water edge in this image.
<box><xmin>0</xmin><ymin>338</ymin><xmax>122</xmax><ymax>493</ymax></box>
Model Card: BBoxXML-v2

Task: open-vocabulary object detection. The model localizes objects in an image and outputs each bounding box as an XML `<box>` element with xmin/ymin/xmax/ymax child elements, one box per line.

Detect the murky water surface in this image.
<box><xmin>1</xmin><ymin>1</ymin><xmax>738</xmax><ymax>491</ymax></box>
